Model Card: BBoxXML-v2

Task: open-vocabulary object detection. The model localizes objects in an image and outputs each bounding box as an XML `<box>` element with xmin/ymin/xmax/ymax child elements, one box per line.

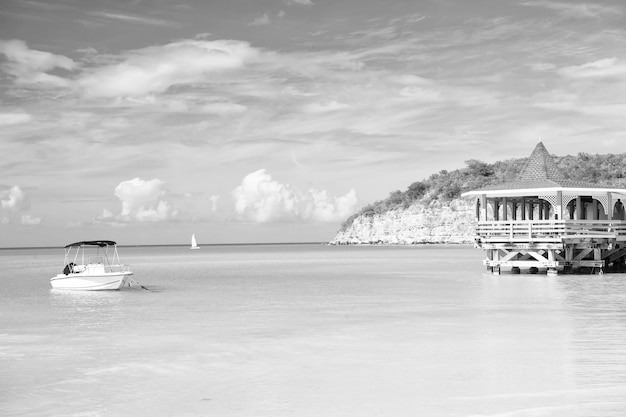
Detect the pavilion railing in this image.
<box><xmin>475</xmin><ymin>220</ymin><xmax>626</xmax><ymax>242</ymax></box>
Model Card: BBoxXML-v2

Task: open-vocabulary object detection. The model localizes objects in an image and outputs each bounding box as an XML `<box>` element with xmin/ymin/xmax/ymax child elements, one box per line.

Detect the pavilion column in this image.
<box><xmin>528</xmin><ymin>200</ymin><xmax>534</xmax><ymax>220</ymax></box>
<box><xmin>494</xmin><ymin>200</ymin><xmax>499</xmax><ymax>221</ymax></box>
<box><xmin>521</xmin><ymin>198</ymin><xmax>526</xmax><ymax>220</ymax></box>
<box><xmin>512</xmin><ymin>199</ymin><xmax>517</xmax><ymax>220</ymax></box>
<box><xmin>556</xmin><ymin>191</ymin><xmax>562</xmax><ymax>220</ymax></box>
<box><xmin>608</xmin><ymin>193</ymin><xmax>613</xmax><ymax>221</ymax></box>
<box><xmin>481</xmin><ymin>194</ymin><xmax>488</xmax><ymax>221</ymax></box>
<box><xmin>576</xmin><ymin>197</ymin><xmax>583</xmax><ymax>220</ymax></box>
<box><xmin>538</xmin><ymin>200</ymin><xmax>544</xmax><ymax>220</ymax></box>
<box><xmin>502</xmin><ymin>197</ymin><xmax>508</xmax><ymax>221</ymax></box>
<box><xmin>475</xmin><ymin>198</ymin><xmax>480</xmax><ymax>220</ymax></box>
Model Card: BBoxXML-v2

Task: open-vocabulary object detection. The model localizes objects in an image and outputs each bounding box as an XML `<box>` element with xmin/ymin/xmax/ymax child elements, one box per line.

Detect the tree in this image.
<box><xmin>465</xmin><ymin>159</ymin><xmax>494</xmax><ymax>177</ymax></box>
<box><xmin>406</xmin><ymin>181</ymin><xmax>428</xmax><ymax>201</ymax></box>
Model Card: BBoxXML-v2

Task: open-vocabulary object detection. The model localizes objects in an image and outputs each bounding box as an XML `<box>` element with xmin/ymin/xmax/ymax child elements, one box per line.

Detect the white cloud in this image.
<box><xmin>199</xmin><ymin>102</ymin><xmax>247</xmax><ymax>115</ymax></box>
<box><xmin>0</xmin><ymin>39</ymin><xmax>75</xmax><ymax>87</ymax></box>
<box><xmin>111</xmin><ymin>178</ymin><xmax>178</xmax><ymax>222</ymax></box>
<box><xmin>232</xmin><ymin>169</ymin><xmax>357</xmax><ymax>222</ymax></box>
<box><xmin>532</xmin><ymin>90</ymin><xmax>579</xmax><ymax>111</ymax></box>
<box><xmin>303</xmin><ymin>100</ymin><xmax>350</xmax><ymax>113</ymax></box>
<box><xmin>88</xmin><ymin>11</ymin><xmax>175</xmax><ymax>27</ymax></box>
<box><xmin>519</xmin><ymin>1</ymin><xmax>621</xmax><ymax>19</ymax></box>
<box><xmin>165</xmin><ymin>99</ymin><xmax>189</xmax><ymax>112</ymax></box>
<box><xmin>390</xmin><ymin>74</ymin><xmax>432</xmax><ymax>85</ymax></box>
<box><xmin>0</xmin><ymin>112</ymin><xmax>32</xmax><ymax>126</ymax></box>
<box><xmin>0</xmin><ymin>185</ymin><xmax>42</xmax><ymax>225</ymax></box>
<box><xmin>399</xmin><ymin>86</ymin><xmax>442</xmax><ymax>102</ymax></box>
<box><xmin>530</xmin><ymin>62</ymin><xmax>557</xmax><ymax>72</ymax></box>
<box><xmin>286</xmin><ymin>0</ymin><xmax>314</xmax><ymax>5</ymax></box>
<box><xmin>21</xmin><ymin>214</ymin><xmax>42</xmax><ymax>225</ymax></box>
<box><xmin>557</xmin><ymin>58</ymin><xmax>626</xmax><ymax>79</ymax></box>
<box><xmin>1</xmin><ymin>185</ymin><xmax>29</xmax><ymax>211</ymax></box>
<box><xmin>78</xmin><ymin>39</ymin><xmax>261</xmax><ymax>98</ymax></box>
<box><xmin>532</xmin><ymin>89</ymin><xmax>626</xmax><ymax>117</ymax></box>
<box><xmin>209</xmin><ymin>195</ymin><xmax>220</xmax><ymax>212</ymax></box>
<box><xmin>281</xmin><ymin>85</ymin><xmax>318</xmax><ymax>96</ymax></box>
<box><xmin>250</xmin><ymin>13</ymin><xmax>271</xmax><ymax>26</ymax></box>
<box><xmin>0</xmin><ymin>40</ymin><xmax>75</xmax><ymax>71</ymax></box>
<box><xmin>305</xmin><ymin>188</ymin><xmax>359</xmax><ymax>222</ymax></box>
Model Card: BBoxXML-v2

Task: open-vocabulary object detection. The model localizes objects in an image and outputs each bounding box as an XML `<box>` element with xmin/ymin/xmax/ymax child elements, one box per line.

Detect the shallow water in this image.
<box><xmin>2</xmin><ymin>244</ymin><xmax>626</xmax><ymax>417</ymax></box>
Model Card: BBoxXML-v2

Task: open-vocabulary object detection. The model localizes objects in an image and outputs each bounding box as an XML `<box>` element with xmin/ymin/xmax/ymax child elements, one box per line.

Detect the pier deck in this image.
<box><xmin>474</xmin><ymin>220</ymin><xmax>626</xmax><ymax>274</ymax></box>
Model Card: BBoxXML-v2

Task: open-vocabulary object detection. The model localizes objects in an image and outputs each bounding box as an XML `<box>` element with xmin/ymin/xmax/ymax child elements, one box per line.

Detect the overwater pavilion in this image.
<box><xmin>462</xmin><ymin>142</ymin><xmax>626</xmax><ymax>275</ymax></box>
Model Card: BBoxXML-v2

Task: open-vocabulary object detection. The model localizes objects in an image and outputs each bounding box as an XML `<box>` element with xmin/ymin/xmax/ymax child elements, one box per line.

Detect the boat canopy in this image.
<box><xmin>64</xmin><ymin>240</ymin><xmax>117</xmax><ymax>248</ymax></box>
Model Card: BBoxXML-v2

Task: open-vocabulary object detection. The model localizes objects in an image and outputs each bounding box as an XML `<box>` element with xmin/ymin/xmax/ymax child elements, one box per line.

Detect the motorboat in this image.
<box><xmin>190</xmin><ymin>233</ymin><xmax>200</xmax><ymax>250</ymax></box>
<box><xmin>50</xmin><ymin>240</ymin><xmax>133</xmax><ymax>290</ymax></box>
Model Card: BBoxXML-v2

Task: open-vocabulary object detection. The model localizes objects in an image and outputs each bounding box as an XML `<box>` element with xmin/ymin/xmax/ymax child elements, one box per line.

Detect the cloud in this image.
<box><xmin>285</xmin><ymin>0</ymin><xmax>314</xmax><ymax>5</ymax></box>
<box><xmin>199</xmin><ymin>102</ymin><xmax>247</xmax><ymax>115</ymax></box>
<box><xmin>519</xmin><ymin>1</ymin><xmax>622</xmax><ymax>19</ymax></box>
<box><xmin>303</xmin><ymin>100</ymin><xmax>350</xmax><ymax>113</ymax></box>
<box><xmin>209</xmin><ymin>195</ymin><xmax>220</xmax><ymax>212</ymax></box>
<box><xmin>232</xmin><ymin>169</ymin><xmax>358</xmax><ymax>222</ymax></box>
<box><xmin>0</xmin><ymin>39</ymin><xmax>75</xmax><ymax>87</ymax></box>
<box><xmin>250</xmin><ymin>13</ymin><xmax>271</xmax><ymax>26</ymax></box>
<box><xmin>532</xmin><ymin>88</ymin><xmax>626</xmax><ymax>117</ymax></box>
<box><xmin>88</xmin><ymin>11</ymin><xmax>176</xmax><ymax>27</ymax></box>
<box><xmin>557</xmin><ymin>58</ymin><xmax>626</xmax><ymax>79</ymax></box>
<box><xmin>0</xmin><ymin>185</ymin><xmax>42</xmax><ymax>225</ymax></box>
<box><xmin>398</xmin><ymin>86</ymin><xmax>443</xmax><ymax>102</ymax></box>
<box><xmin>105</xmin><ymin>178</ymin><xmax>178</xmax><ymax>222</ymax></box>
<box><xmin>530</xmin><ymin>62</ymin><xmax>557</xmax><ymax>72</ymax></box>
<box><xmin>21</xmin><ymin>214</ymin><xmax>42</xmax><ymax>225</ymax></box>
<box><xmin>0</xmin><ymin>112</ymin><xmax>32</xmax><ymax>126</ymax></box>
<box><xmin>532</xmin><ymin>90</ymin><xmax>579</xmax><ymax>111</ymax></box>
<box><xmin>281</xmin><ymin>85</ymin><xmax>318</xmax><ymax>96</ymax></box>
<box><xmin>530</xmin><ymin>58</ymin><xmax>626</xmax><ymax>118</ymax></box>
<box><xmin>1</xmin><ymin>185</ymin><xmax>29</xmax><ymax>211</ymax></box>
<box><xmin>0</xmin><ymin>40</ymin><xmax>75</xmax><ymax>71</ymax></box>
<box><xmin>78</xmin><ymin>39</ymin><xmax>261</xmax><ymax>98</ymax></box>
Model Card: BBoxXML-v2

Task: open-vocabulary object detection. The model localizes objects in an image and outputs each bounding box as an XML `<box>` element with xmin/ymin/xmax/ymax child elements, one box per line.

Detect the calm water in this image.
<box><xmin>2</xmin><ymin>244</ymin><xmax>626</xmax><ymax>417</ymax></box>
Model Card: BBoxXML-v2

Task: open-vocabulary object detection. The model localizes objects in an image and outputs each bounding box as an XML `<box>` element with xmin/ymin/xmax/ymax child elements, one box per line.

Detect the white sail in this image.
<box><xmin>190</xmin><ymin>233</ymin><xmax>200</xmax><ymax>249</ymax></box>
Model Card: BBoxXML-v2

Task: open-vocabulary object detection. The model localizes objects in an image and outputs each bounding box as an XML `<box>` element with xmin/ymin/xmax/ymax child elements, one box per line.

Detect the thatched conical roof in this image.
<box><xmin>519</xmin><ymin>141</ymin><xmax>566</xmax><ymax>182</ymax></box>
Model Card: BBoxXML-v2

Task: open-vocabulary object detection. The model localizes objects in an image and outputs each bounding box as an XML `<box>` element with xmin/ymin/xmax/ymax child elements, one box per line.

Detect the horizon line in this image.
<box><xmin>0</xmin><ymin>241</ymin><xmax>328</xmax><ymax>251</ymax></box>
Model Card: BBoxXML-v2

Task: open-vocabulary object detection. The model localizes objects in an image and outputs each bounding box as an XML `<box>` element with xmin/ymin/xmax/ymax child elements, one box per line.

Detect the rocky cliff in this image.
<box><xmin>330</xmin><ymin>198</ymin><xmax>476</xmax><ymax>245</ymax></box>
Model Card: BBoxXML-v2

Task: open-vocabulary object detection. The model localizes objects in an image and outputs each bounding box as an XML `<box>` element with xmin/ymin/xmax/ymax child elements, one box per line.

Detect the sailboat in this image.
<box><xmin>190</xmin><ymin>233</ymin><xmax>200</xmax><ymax>250</ymax></box>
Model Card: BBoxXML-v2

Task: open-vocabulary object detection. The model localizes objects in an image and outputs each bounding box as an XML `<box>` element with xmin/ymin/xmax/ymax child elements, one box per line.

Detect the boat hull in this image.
<box><xmin>50</xmin><ymin>272</ymin><xmax>133</xmax><ymax>291</ymax></box>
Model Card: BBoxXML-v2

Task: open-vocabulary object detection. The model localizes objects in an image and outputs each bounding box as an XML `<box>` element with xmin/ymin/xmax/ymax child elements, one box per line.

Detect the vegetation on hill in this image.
<box><xmin>340</xmin><ymin>152</ymin><xmax>626</xmax><ymax>231</ymax></box>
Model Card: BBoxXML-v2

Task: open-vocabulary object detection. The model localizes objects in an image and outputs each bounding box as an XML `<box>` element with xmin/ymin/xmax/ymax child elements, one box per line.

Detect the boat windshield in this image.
<box><xmin>62</xmin><ymin>241</ymin><xmax>123</xmax><ymax>270</ymax></box>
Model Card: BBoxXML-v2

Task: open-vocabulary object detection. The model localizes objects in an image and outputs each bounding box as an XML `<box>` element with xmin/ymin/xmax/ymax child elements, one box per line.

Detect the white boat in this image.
<box><xmin>190</xmin><ymin>233</ymin><xmax>200</xmax><ymax>250</ymax></box>
<box><xmin>50</xmin><ymin>240</ymin><xmax>133</xmax><ymax>291</ymax></box>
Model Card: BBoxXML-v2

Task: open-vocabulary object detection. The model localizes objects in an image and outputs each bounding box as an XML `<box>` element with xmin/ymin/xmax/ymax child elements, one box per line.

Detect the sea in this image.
<box><xmin>2</xmin><ymin>243</ymin><xmax>626</xmax><ymax>417</ymax></box>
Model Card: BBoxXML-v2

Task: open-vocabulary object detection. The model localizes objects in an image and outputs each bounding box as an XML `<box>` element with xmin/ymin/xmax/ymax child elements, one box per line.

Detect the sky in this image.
<box><xmin>1</xmin><ymin>0</ymin><xmax>625</xmax><ymax>247</ymax></box>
